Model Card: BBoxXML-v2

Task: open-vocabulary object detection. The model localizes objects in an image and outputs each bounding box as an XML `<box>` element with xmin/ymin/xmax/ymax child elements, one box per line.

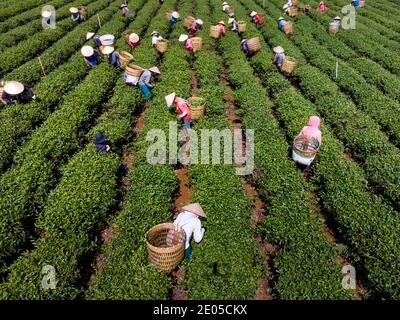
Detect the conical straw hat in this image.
<box><xmin>4</xmin><ymin>81</ymin><xmax>24</xmax><ymax>95</ymax></box>
<box><xmin>250</xmin><ymin>11</ymin><xmax>257</xmax><ymax>17</ymax></box>
<box><xmin>149</xmin><ymin>66</ymin><xmax>160</xmax><ymax>74</ymax></box>
<box><xmin>181</xmin><ymin>203</ymin><xmax>206</xmax><ymax>218</ymax></box>
<box><xmin>273</xmin><ymin>46</ymin><xmax>285</xmax><ymax>53</ymax></box>
<box><xmin>100</xmin><ymin>45</ymin><xmax>115</xmax><ymax>55</ymax></box>
<box><xmin>217</xmin><ymin>20</ymin><xmax>225</xmax><ymax>25</ymax></box>
<box><xmin>228</xmin><ymin>18</ymin><xmax>234</xmax><ymax>24</ymax></box>
<box><xmin>165</xmin><ymin>92</ymin><xmax>176</xmax><ymax>107</ymax></box>
<box><xmin>99</xmin><ymin>34</ymin><xmax>115</xmax><ymax>46</ymax></box>
<box><xmin>81</xmin><ymin>45</ymin><xmax>94</xmax><ymax>57</ymax></box>
<box><xmin>86</xmin><ymin>32</ymin><xmax>95</xmax><ymax>40</ymax></box>
<box><xmin>172</xmin><ymin>11</ymin><xmax>180</xmax><ymax>18</ymax></box>
<box><xmin>128</xmin><ymin>32</ymin><xmax>139</xmax><ymax>43</ymax></box>
<box><xmin>195</xmin><ymin>19</ymin><xmax>203</xmax><ymax>25</ymax></box>
<box><xmin>69</xmin><ymin>7</ymin><xmax>79</xmax><ymax>13</ymax></box>
<box><xmin>179</xmin><ymin>34</ymin><xmax>188</xmax><ymax>42</ymax></box>
<box><xmin>334</xmin><ymin>16</ymin><xmax>341</xmax><ymax>20</ymax></box>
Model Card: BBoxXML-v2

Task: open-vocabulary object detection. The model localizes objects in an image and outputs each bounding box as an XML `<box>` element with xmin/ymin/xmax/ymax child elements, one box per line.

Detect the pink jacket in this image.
<box><xmin>217</xmin><ymin>24</ymin><xmax>225</xmax><ymax>35</ymax></box>
<box><xmin>316</xmin><ymin>2</ymin><xmax>326</xmax><ymax>12</ymax></box>
<box><xmin>184</xmin><ymin>39</ymin><xmax>193</xmax><ymax>52</ymax></box>
<box><xmin>174</xmin><ymin>97</ymin><xmax>191</xmax><ymax>120</ymax></box>
<box><xmin>296</xmin><ymin>116</ymin><xmax>322</xmax><ymax>145</ymax></box>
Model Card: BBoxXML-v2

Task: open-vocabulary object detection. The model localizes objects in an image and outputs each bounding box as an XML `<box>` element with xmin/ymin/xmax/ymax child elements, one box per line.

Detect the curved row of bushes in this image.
<box><xmin>87</xmin><ymin>0</ymin><xmax>180</xmax><ymax>299</ymax></box>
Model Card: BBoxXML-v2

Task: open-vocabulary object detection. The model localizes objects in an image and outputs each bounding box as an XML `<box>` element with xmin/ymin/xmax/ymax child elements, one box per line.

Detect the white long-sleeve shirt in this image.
<box><xmin>174</xmin><ymin>211</ymin><xmax>205</xmax><ymax>249</ymax></box>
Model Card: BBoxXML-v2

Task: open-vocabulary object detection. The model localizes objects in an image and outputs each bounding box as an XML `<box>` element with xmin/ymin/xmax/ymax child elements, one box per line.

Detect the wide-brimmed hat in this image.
<box><xmin>42</xmin><ymin>10</ymin><xmax>52</xmax><ymax>18</ymax></box>
<box><xmin>81</xmin><ymin>45</ymin><xmax>94</xmax><ymax>57</ymax></box>
<box><xmin>172</xmin><ymin>11</ymin><xmax>180</xmax><ymax>19</ymax></box>
<box><xmin>179</xmin><ymin>34</ymin><xmax>188</xmax><ymax>42</ymax></box>
<box><xmin>99</xmin><ymin>34</ymin><xmax>115</xmax><ymax>46</ymax></box>
<box><xmin>228</xmin><ymin>18</ymin><xmax>235</xmax><ymax>24</ymax></box>
<box><xmin>128</xmin><ymin>32</ymin><xmax>139</xmax><ymax>43</ymax></box>
<box><xmin>334</xmin><ymin>16</ymin><xmax>341</xmax><ymax>20</ymax></box>
<box><xmin>120</xmin><ymin>4</ymin><xmax>127</xmax><ymax>8</ymax></box>
<box><xmin>195</xmin><ymin>19</ymin><xmax>203</xmax><ymax>25</ymax></box>
<box><xmin>217</xmin><ymin>20</ymin><xmax>225</xmax><ymax>25</ymax></box>
<box><xmin>278</xmin><ymin>17</ymin><xmax>285</xmax><ymax>20</ymax></box>
<box><xmin>94</xmin><ymin>132</ymin><xmax>107</xmax><ymax>144</ymax></box>
<box><xmin>241</xmin><ymin>39</ymin><xmax>247</xmax><ymax>43</ymax></box>
<box><xmin>86</xmin><ymin>32</ymin><xmax>95</xmax><ymax>40</ymax></box>
<box><xmin>222</xmin><ymin>2</ymin><xmax>228</xmax><ymax>5</ymax></box>
<box><xmin>151</xmin><ymin>30</ymin><xmax>160</xmax><ymax>36</ymax></box>
<box><xmin>99</xmin><ymin>45</ymin><xmax>115</xmax><ymax>55</ymax></box>
<box><xmin>273</xmin><ymin>46</ymin><xmax>285</xmax><ymax>53</ymax></box>
<box><xmin>165</xmin><ymin>92</ymin><xmax>176</xmax><ymax>107</ymax></box>
<box><xmin>283</xmin><ymin>4</ymin><xmax>289</xmax><ymax>9</ymax></box>
<box><xmin>69</xmin><ymin>7</ymin><xmax>79</xmax><ymax>13</ymax></box>
<box><xmin>4</xmin><ymin>81</ymin><xmax>24</xmax><ymax>95</ymax></box>
<box><xmin>149</xmin><ymin>66</ymin><xmax>160</xmax><ymax>74</ymax></box>
<box><xmin>181</xmin><ymin>203</ymin><xmax>207</xmax><ymax>218</ymax></box>
<box><xmin>250</xmin><ymin>11</ymin><xmax>257</xmax><ymax>17</ymax></box>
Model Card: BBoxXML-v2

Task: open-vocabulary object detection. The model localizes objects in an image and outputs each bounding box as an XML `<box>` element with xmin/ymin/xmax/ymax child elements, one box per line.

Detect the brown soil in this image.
<box><xmin>173</xmin><ymin>167</ymin><xmax>193</xmax><ymax>213</ymax></box>
<box><xmin>191</xmin><ymin>70</ymin><xmax>198</xmax><ymax>95</ymax></box>
<box><xmin>171</xmin><ymin>267</ymin><xmax>188</xmax><ymax>300</ymax></box>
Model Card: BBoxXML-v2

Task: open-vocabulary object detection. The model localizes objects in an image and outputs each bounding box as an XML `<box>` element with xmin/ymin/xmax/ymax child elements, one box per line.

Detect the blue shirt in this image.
<box><xmin>278</xmin><ymin>20</ymin><xmax>285</xmax><ymax>30</ymax></box>
<box><xmin>71</xmin><ymin>12</ymin><xmax>82</xmax><ymax>22</ymax></box>
<box><xmin>85</xmin><ymin>54</ymin><xmax>99</xmax><ymax>67</ymax></box>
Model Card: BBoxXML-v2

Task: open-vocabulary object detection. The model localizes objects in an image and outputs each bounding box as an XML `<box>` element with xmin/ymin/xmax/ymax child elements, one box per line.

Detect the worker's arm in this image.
<box><xmin>193</xmin><ymin>220</ymin><xmax>205</xmax><ymax>243</ymax></box>
<box><xmin>179</xmin><ymin>110</ymin><xmax>187</xmax><ymax>119</ymax></box>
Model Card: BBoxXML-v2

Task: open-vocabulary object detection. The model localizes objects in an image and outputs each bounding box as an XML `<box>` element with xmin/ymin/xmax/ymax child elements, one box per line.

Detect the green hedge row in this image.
<box><xmin>4</xmin><ymin>0</ymin><xmax>118</xmax><ymax>86</ymax></box>
<box><xmin>0</xmin><ymin>0</ymin><xmax>79</xmax><ymax>52</ymax></box>
<box><xmin>181</xmin><ymin>0</ymin><xmax>261</xmax><ymax>299</ymax></box>
<box><xmin>0</xmin><ymin>0</ymin><xmax>101</xmax><ymax>76</ymax></box>
<box><xmin>0</xmin><ymin>0</ymin><xmax>147</xmax><ymax>174</ymax></box>
<box><xmin>214</xmin><ymin>0</ymin><xmax>351</xmax><ymax>299</ymax></box>
<box><xmin>0</xmin><ymin>0</ymin><xmax>48</xmax><ymax>22</ymax></box>
<box><xmin>87</xmin><ymin>0</ymin><xmax>181</xmax><ymax>299</ymax></box>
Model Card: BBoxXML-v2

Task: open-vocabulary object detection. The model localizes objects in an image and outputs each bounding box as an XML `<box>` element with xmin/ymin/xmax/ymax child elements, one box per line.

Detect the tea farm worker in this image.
<box><xmin>165</xmin><ymin>92</ymin><xmax>191</xmax><ymax>130</ymax></box>
<box><xmin>179</xmin><ymin>34</ymin><xmax>193</xmax><ymax>52</ymax></box>
<box><xmin>1</xmin><ymin>81</ymin><xmax>35</xmax><ymax>105</ymax></box>
<box><xmin>292</xmin><ymin>116</ymin><xmax>322</xmax><ymax>168</ymax></box>
<box><xmin>170</xmin><ymin>11</ymin><xmax>180</xmax><ymax>31</ymax></box>
<box><xmin>120</xmin><ymin>4</ymin><xmax>129</xmax><ymax>17</ymax></box>
<box><xmin>189</xmin><ymin>19</ymin><xmax>203</xmax><ymax>37</ymax></box>
<box><xmin>99</xmin><ymin>45</ymin><xmax>120</xmax><ymax>68</ymax></box>
<box><xmin>216</xmin><ymin>20</ymin><xmax>226</xmax><ymax>36</ymax></box>
<box><xmin>278</xmin><ymin>17</ymin><xmax>287</xmax><ymax>31</ymax></box>
<box><xmin>229</xmin><ymin>17</ymin><xmax>238</xmax><ymax>32</ymax></box>
<box><xmin>127</xmin><ymin>32</ymin><xmax>140</xmax><ymax>49</ymax></box>
<box><xmin>241</xmin><ymin>39</ymin><xmax>250</xmax><ymax>57</ymax></box>
<box><xmin>316</xmin><ymin>1</ymin><xmax>326</xmax><ymax>12</ymax></box>
<box><xmin>250</xmin><ymin>11</ymin><xmax>262</xmax><ymax>29</ymax></box>
<box><xmin>69</xmin><ymin>7</ymin><xmax>83</xmax><ymax>22</ymax></box>
<box><xmin>151</xmin><ymin>31</ymin><xmax>162</xmax><ymax>47</ymax></box>
<box><xmin>332</xmin><ymin>16</ymin><xmax>341</xmax><ymax>26</ymax></box>
<box><xmin>273</xmin><ymin>46</ymin><xmax>285</xmax><ymax>71</ymax></box>
<box><xmin>138</xmin><ymin>66</ymin><xmax>161</xmax><ymax>100</ymax></box>
<box><xmin>283</xmin><ymin>4</ymin><xmax>290</xmax><ymax>14</ymax></box>
<box><xmin>94</xmin><ymin>132</ymin><xmax>110</xmax><ymax>153</ymax></box>
<box><xmin>81</xmin><ymin>45</ymin><xmax>101</xmax><ymax>68</ymax></box>
<box><xmin>173</xmin><ymin>203</ymin><xmax>206</xmax><ymax>260</ymax></box>
<box><xmin>86</xmin><ymin>32</ymin><xmax>101</xmax><ymax>48</ymax></box>
<box><xmin>303</xmin><ymin>4</ymin><xmax>311</xmax><ymax>15</ymax></box>
<box><xmin>222</xmin><ymin>2</ymin><xmax>230</xmax><ymax>12</ymax></box>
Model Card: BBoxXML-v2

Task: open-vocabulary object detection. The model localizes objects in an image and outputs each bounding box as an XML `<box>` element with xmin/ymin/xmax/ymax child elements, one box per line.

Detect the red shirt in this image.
<box><xmin>254</xmin><ymin>14</ymin><xmax>261</xmax><ymax>24</ymax></box>
<box><xmin>174</xmin><ymin>97</ymin><xmax>191</xmax><ymax>120</ymax></box>
<box><xmin>217</xmin><ymin>24</ymin><xmax>225</xmax><ymax>35</ymax></box>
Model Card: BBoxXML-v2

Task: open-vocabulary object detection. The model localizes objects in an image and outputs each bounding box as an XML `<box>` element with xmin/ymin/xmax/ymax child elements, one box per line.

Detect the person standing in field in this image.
<box><xmin>165</xmin><ymin>92</ymin><xmax>191</xmax><ymax>130</ymax></box>
<box><xmin>241</xmin><ymin>39</ymin><xmax>250</xmax><ymax>57</ymax></box>
<box><xmin>120</xmin><ymin>4</ymin><xmax>129</xmax><ymax>17</ymax></box>
<box><xmin>81</xmin><ymin>45</ymin><xmax>101</xmax><ymax>68</ymax></box>
<box><xmin>169</xmin><ymin>203</ymin><xmax>207</xmax><ymax>260</ymax></box>
<box><xmin>316</xmin><ymin>1</ymin><xmax>326</xmax><ymax>12</ymax></box>
<box><xmin>151</xmin><ymin>31</ymin><xmax>162</xmax><ymax>48</ymax></box>
<box><xmin>216</xmin><ymin>20</ymin><xmax>226</xmax><ymax>36</ymax></box>
<box><xmin>250</xmin><ymin>11</ymin><xmax>262</xmax><ymax>29</ymax></box>
<box><xmin>86</xmin><ymin>32</ymin><xmax>101</xmax><ymax>48</ymax></box>
<box><xmin>189</xmin><ymin>19</ymin><xmax>203</xmax><ymax>37</ymax></box>
<box><xmin>69</xmin><ymin>7</ymin><xmax>83</xmax><ymax>22</ymax></box>
<box><xmin>273</xmin><ymin>46</ymin><xmax>285</xmax><ymax>71</ymax></box>
<box><xmin>137</xmin><ymin>67</ymin><xmax>161</xmax><ymax>100</ymax></box>
<box><xmin>169</xmin><ymin>11</ymin><xmax>180</xmax><ymax>31</ymax></box>
<box><xmin>229</xmin><ymin>17</ymin><xmax>239</xmax><ymax>32</ymax></box>
<box><xmin>278</xmin><ymin>17</ymin><xmax>287</xmax><ymax>31</ymax></box>
<box><xmin>0</xmin><ymin>81</ymin><xmax>35</xmax><ymax>105</ymax></box>
<box><xmin>292</xmin><ymin>116</ymin><xmax>322</xmax><ymax>168</ymax></box>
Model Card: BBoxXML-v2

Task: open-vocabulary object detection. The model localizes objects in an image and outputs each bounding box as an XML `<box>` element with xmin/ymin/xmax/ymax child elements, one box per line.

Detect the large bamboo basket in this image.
<box><xmin>292</xmin><ymin>0</ymin><xmax>299</xmax><ymax>5</ymax></box>
<box><xmin>156</xmin><ymin>39</ymin><xmax>168</xmax><ymax>53</ymax></box>
<box><xmin>183</xmin><ymin>15</ymin><xmax>195</xmax><ymax>28</ymax></box>
<box><xmin>359</xmin><ymin>0</ymin><xmax>366</xmax><ymax>8</ymax></box>
<box><xmin>210</xmin><ymin>26</ymin><xmax>221</xmax><ymax>38</ymax></box>
<box><xmin>118</xmin><ymin>51</ymin><xmax>133</xmax><ymax>69</ymax></box>
<box><xmin>165</xmin><ymin>10</ymin><xmax>173</xmax><ymax>21</ymax></box>
<box><xmin>288</xmin><ymin>6</ymin><xmax>298</xmax><ymax>17</ymax></box>
<box><xmin>238</xmin><ymin>21</ymin><xmax>246</xmax><ymax>33</ymax></box>
<box><xmin>247</xmin><ymin>37</ymin><xmax>261</xmax><ymax>53</ymax></box>
<box><xmin>188</xmin><ymin>97</ymin><xmax>205</xmax><ymax>120</ymax></box>
<box><xmin>77</xmin><ymin>6</ymin><xmax>87</xmax><ymax>20</ymax></box>
<box><xmin>283</xmin><ymin>21</ymin><xmax>293</xmax><ymax>34</ymax></box>
<box><xmin>293</xmin><ymin>136</ymin><xmax>319</xmax><ymax>158</ymax></box>
<box><xmin>329</xmin><ymin>22</ymin><xmax>339</xmax><ymax>35</ymax></box>
<box><xmin>125</xmin><ymin>64</ymin><xmax>143</xmax><ymax>77</ymax></box>
<box><xmin>281</xmin><ymin>56</ymin><xmax>297</xmax><ymax>75</ymax></box>
<box><xmin>191</xmin><ymin>37</ymin><xmax>202</xmax><ymax>52</ymax></box>
<box><xmin>146</xmin><ymin>223</ymin><xmax>186</xmax><ymax>272</ymax></box>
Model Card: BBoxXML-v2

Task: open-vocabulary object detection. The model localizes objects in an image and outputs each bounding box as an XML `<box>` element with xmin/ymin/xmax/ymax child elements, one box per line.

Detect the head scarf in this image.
<box><xmin>298</xmin><ymin>116</ymin><xmax>322</xmax><ymax>144</ymax></box>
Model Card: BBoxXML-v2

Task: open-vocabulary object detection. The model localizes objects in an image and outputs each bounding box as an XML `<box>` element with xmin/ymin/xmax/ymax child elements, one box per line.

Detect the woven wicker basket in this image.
<box><xmin>125</xmin><ymin>64</ymin><xmax>143</xmax><ymax>77</ymax></box>
<box><xmin>191</xmin><ymin>37</ymin><xmax>202</xmax><ymax>52</ymax></box>
<box><xmin>165</xmin><ymin>10</ymin><xmax>173</xmax><ymax>21</ymax></box>
<box><xmin>247</xmin><ymin>37</ymin><xmax>261</xmax><ymax>53</ymax></box>
<box><xmin>281</xmin><ymin>56</ymin><xmax>297</xmax><ymax>75</ymax></box>
<box><xmin>156</xmin><ymin>39</ymin><xmax>168</xmax><ymax>53</ymax></box>
<box><xmin>183</xmin><ymin>15</ymin><xmax>195</xmax><ymax>28</ymax></box>
<box><xmin>238</xmin><ymin>21</ymin><xmax>246</xmax><ymax>33</ymax></box>
<box><xmin>283</xmin><ymin>21</ymin><xmax>293</xmax><ymax>34</ymax></box>
<box><xmin>293</xmin><ymin>136</ymin><xmax>319</xmax><ymax>158</ymax></box>
<box><xmin>359</xmin><ymin>0</ymin><xmax>366</xmax><ymax>8</ymax></box>
<box><xmin>329</xmin><ymin>22</ymin><xmax>339</xmax><ymax>35</ymax></box>
<box><xmin>146</xmin><ymin>223</ymin><xmax>186</xmax><ymax>272</ymax></box>
<box><xmin>188</xmin><ymin>97</ymin><xmax>205</xmax><ymax>120</ymax></box>
<box><xmin>288</xmin><ymin>6</ymin><xmax>298</xmax><ymax>17</ymax></box>
<box><xmin>292</xmin><ymin>0</ymin><xmax>299</xmax><ymax>5</ymax></box>
<box><xmin>77</xmin><ymin>6</ymin><xmax>87</xmax><ymax>20</ymax></box>
<box><xmin>118</xmin><ymin>51</ymin><xmax>133</xmax><ymax>69</ymax></box>
<box><xmin>210</xmin><ymin>26</ymin><xmax>221</xmax><ymax>38</ymax></box>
